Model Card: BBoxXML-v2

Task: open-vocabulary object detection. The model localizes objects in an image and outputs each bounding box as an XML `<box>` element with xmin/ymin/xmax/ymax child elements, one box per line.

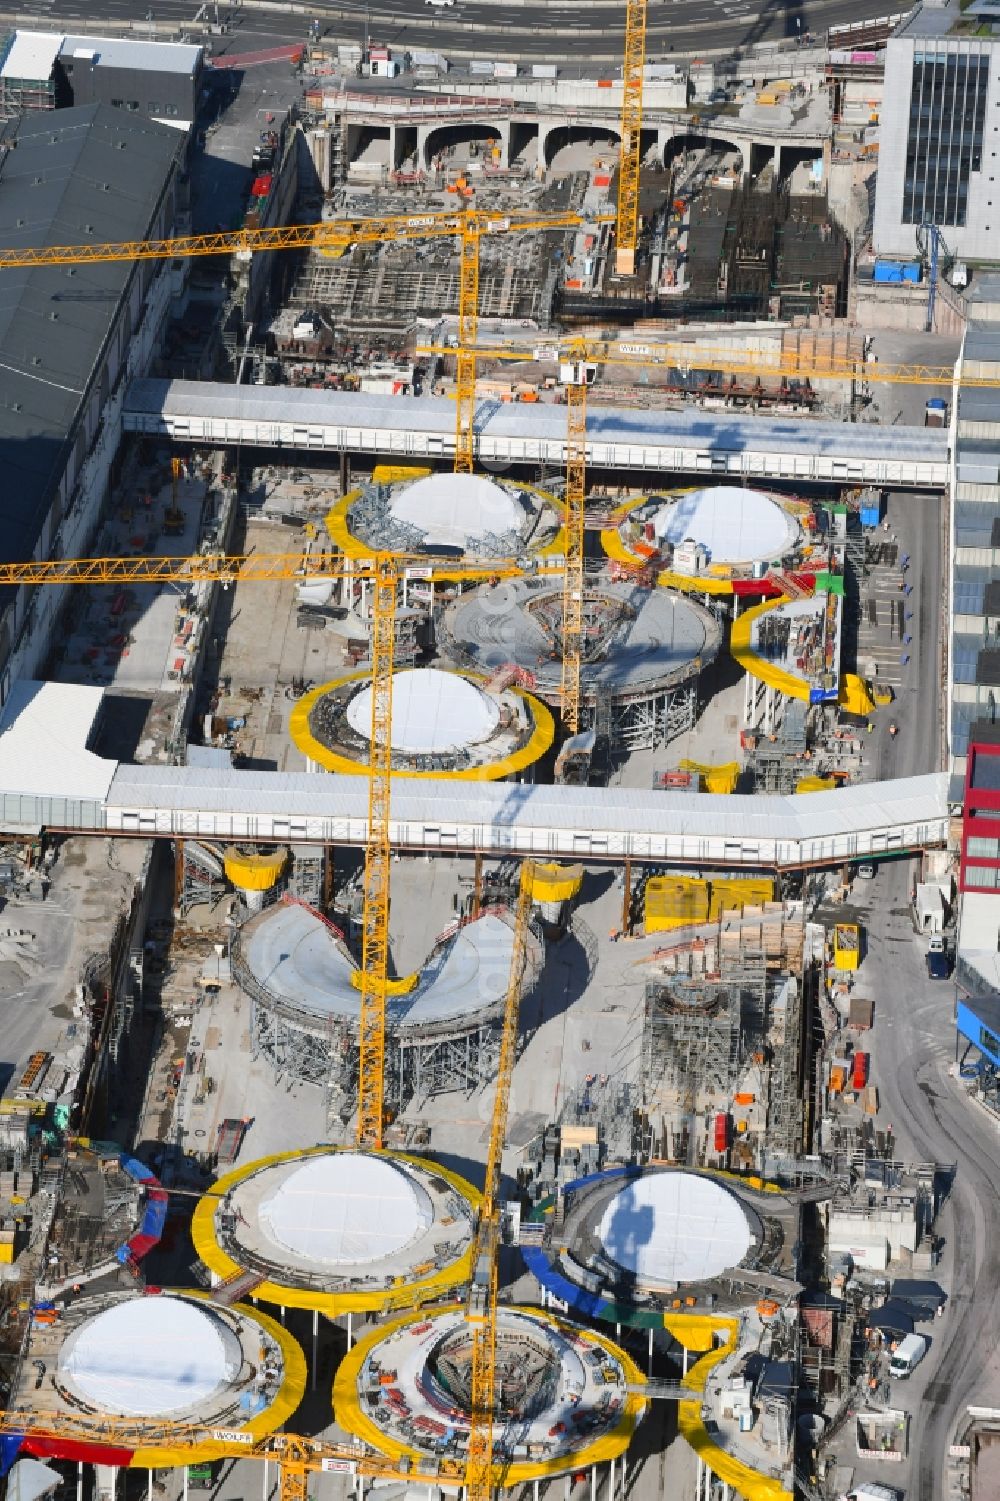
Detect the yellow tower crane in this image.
<box><xmin>0</xmin><ymin>864</ymin><xmax>536</xmax><ymax>1501</ymax></box>
<box><xmin>0</xmin><ymin>206</ymin><xmax>595</xmax><ymax>1149</ymax></box>
<box><xmin>616</xmin><ymin>0</ymin><xmax>649</xmax><ymax>276</ymax></box>
<box><xmin>0</xmin><ymin>549</ymin><xmax>525</xmax><ymax>1153</ymax></box>
<box><xmin>465</xmin><ymin>862</ymin><xmax>535</xmax><ymax>1501</ymax></box>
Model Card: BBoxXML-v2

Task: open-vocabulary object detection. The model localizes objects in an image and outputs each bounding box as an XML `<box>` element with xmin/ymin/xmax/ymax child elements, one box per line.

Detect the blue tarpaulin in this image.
<box><xmin>0</xmin><ymin>1435</ymin><xmax>25</xmax><ymax>1478</ymax></box>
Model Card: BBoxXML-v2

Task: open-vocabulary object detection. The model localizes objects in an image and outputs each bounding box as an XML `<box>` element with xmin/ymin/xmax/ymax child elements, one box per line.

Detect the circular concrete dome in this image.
<box><xmin>57</xmin><ymin>1298</ymin><xmax>237</xmax><ymax>1416</ymax></box>
<box><xmin>597</xmin><ymin>1171</ymin><xmax>752</xmax><ymax>1285</ymax></box>
<box><xmin>260</xmin><ymin>1152</ymin><xmax>433</xmax><ymax>1266</ymax></box>
<box><xmin>346</xmin><ymin>668</ymin><xmax>501</xmax><ymax>754</ymax></box>
<box><xmin>389</xmin><ymin>473</ymin><xmax>523</xmax><ymax>548</ymax></box>
<box><xmin>653</xmin><ymin>486</ymin><xmax>798</xmax><ymax>565</ymax></box>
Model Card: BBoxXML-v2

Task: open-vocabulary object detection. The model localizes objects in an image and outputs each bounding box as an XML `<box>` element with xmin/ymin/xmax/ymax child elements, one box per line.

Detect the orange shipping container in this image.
<box><xmin>829</xmin><ymin>1064</ymin><xmax>847</xmax><ymax>1094</ymax></box>
<box><xmin>594</xmin><ymin>174</ymin><xmax>612</xmax><ymax>187</ymax></box>
<box><xmin>734</xmin><ymin>1091</ymin><xmax>755</xmax><ymax>1105</ymax></box>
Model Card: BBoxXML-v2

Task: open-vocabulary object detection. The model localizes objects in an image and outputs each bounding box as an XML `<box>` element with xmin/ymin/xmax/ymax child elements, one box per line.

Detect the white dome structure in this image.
<box><xmin>387</xmin><ymin>473</ymin><xmax>525</xmax><ymax>549</ymax></box>
<box><xmin>346</xmin><ymin>668</ymin><xmax>501</xmax><ymax>754</ymax></box>
<box><xmin>260</xmin><ymin>1151</ymin><xmax>433</xmax><ymax>1266</ymax></box>
<box><xmin>597</xmin><ymin>1171</ymin><xmax>752</xmax><ymax>1286</ymax></box>
<box><xmin>193</xmin><ymin>1148</ymin><xmax>482</xmax><ymax>1317</ymax></box>
<box><xmin>57</xmin><ymin>1297</ymin><xmax>240</xmax><ymax>1417</ymax></box>
<box><xmin>653</xmin><ymin>486</ymin><xmax>799</xmax><ymax>565</ymax></box>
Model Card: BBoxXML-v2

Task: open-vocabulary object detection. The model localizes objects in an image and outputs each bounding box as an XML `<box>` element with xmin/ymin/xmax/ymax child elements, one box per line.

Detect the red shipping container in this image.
<box><xmin>593</xmin><ymin>174</ymin><xmax>612</xmax><ymax>187</ymax></box>
<box><xmin>714</xmin><ymin>1112</ymin><xmax>730</xmax><ymax>1153</ymax></box>
<box><xmin>251</xmin><ymin>173</ymin><xmax>273</xmax><ymax>198</ymax></box>
<box><xmin>851</xmin><ymin>1052</ymin><xmax>869</xmax><ymax>1090</ymax></box>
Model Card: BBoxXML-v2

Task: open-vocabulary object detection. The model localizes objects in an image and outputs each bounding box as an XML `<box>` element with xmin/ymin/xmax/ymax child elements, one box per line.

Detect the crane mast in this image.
<box><xmin>356</xmin><ymin>555</ymin><xmax>397</xmax><ymax>1150</ymax></box>
<box><xmin>616</xmin><ymin>0</ymin><xmax>648</xmax><ymax>276</ymax></box>
<box><xmin>466</xmin><ymin>865</ymin><xmax>534</xmax><ymax>1501</ymax></box>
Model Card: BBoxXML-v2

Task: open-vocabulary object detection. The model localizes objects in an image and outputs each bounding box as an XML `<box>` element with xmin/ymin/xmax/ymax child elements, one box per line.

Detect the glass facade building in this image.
<box><xmin>903</xmin><ymin>49</ymin><xmax>989</xmax><ymax>226</ymax></box>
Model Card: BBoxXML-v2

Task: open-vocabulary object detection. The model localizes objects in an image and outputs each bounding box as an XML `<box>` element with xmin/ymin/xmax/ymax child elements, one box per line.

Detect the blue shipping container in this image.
<box><xmin>874</xmin><ymin>260</ymin><xmax>921</xmax><ymax>284</ymax></box>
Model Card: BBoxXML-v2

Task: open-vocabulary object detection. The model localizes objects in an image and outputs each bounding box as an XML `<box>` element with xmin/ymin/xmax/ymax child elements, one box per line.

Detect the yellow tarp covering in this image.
<box><xmin>646</xmin><ymin>875</ymin><xmax>774</xmax><ymax>931</ymax></box>
<box><xmin>645</xmin><ymin>875</ymin><xmax>710</xmax><ymax>931</ymax></box>
<box><xmin>679</xmin><ymin>759</ymin><xmax>740</xmax><ymax>794</ymax></box>
<box><xmin>371</xmin><ymin>465</ymin><xmax>432</xmax><ymax>483</ymax></box>
<box><xmin>524</xmin><ymin>862</ymin><xmax>585</xmax><ymax>903</ymax></box>
<box><xmin>709</xmin><ymin>876</ymin><xmax>774</xmax><ymax>918</ymax></box>
<box><xmin>223</xmin><ymin>849</ymin><xmax>287</xmax><ymax>891</ymax></box>
<box><xmin>838</xmin><ymin>672</ymin><xmax>875</xmax><ymax>717</ymax></box>
<box><xmin>795</xmin><ymin>776</ymin><xmax>837</xmax><ymax>793</ymax></box>
<box><xmin>730</xmin><ymin>597</ymin><xmax>811</xmax><ymax>702</ymax></box>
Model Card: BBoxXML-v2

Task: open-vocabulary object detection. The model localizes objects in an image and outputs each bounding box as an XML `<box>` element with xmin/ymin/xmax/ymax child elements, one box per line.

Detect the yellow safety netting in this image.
<box><xmin>666</xmin><ymin>1314</ymin><xmax>794</xmax><ymax>1501</ymax></box>
<box><xmin>191</xmin><ymin>1147</ymin><xmax>482</xmax><ymax>1317</ymax></box>
<box><xmin>130</xmin><ymin>1295</ymin><xmax>307</xmax><ymax>1468</ymax></box>
<box><xmin>333</xmin><ymin>1303</ymin><xmax>648</xmax><ymax>1485</ymax></box>
<box><xmin>795</xmin><ymin>776</ymin><xmax>837</xmax><ymax>794</ymax></box>
<box><xmin>645</xmin><ymin>875</ymin><xmax>774</xmax><ymax>931</ymax></box>
<box><xmin>371</xmin><ymin>465</ymin><xmax>432</xmax><ymax>483</ymax></box>
<box><xmin>730</xmin><ymin>597</ymin><xmax>810</xmax><ymax>701</ymax></box>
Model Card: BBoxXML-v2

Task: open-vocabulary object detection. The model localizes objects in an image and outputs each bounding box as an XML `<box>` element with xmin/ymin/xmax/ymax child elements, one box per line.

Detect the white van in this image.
<box><xmin>889</xmin><ymin>1332</ymin><xmax>928</xmax><ymax>1379</ymax></box>
<box><xmin>839</xmin><ymin>1485</ymin><xmax>902</xmax><ymax>1501</ymax></box>
<box><xmin>424</xmin><ymin>0</ymin><xmax>456</xmax><ymax>7</ymax></box>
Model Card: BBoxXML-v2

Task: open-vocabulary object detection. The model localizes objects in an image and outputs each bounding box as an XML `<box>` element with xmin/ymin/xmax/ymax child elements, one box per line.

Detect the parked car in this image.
<box><xmin>855</xmin><ymin>862</ymin><xmax>875</xmax><ymax>880</ymax></box>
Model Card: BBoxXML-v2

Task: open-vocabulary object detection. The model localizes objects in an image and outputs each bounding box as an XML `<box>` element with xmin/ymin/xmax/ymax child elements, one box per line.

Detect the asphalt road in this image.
<box><xmin>27</xmin><ymin>0</ymin><xmax>892</xmax><ymax>61</ymax></box>
<box><xmin>856</xmin><ymin>858</ymin><xmax>1000</xmax><ymax>1501</ymax></box>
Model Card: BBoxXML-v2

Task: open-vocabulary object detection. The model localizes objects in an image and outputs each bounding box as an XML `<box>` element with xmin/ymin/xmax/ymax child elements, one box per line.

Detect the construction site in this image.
<box><xmin>0</xmin><ymin>7</ymin><xmax>977</xmax><ymax>1501</ymax></box>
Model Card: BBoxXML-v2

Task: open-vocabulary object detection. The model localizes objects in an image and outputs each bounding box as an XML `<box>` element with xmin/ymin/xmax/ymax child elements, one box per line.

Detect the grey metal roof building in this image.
<box><xmin>123</xmin><ymin>380</ymin><xmax>950</xmax><ymax>488</ymax></box>
<box><xmin>0</xmin><ymin>102</ymin><xmax>180</xmax><ymax>573</ymax></box>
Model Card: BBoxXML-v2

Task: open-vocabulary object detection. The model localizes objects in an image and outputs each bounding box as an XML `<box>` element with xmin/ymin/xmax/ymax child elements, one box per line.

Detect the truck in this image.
<box><xmin>888</xmin><ymin>1331</ymin><xmax>928</xmax><ymax>1379</ymax></box>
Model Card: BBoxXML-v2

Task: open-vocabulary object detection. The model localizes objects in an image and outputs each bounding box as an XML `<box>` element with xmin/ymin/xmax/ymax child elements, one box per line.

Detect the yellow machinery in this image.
<box><xmin>466</xmin><ymin>863</ymin><xmax>535</xmax><ymax>1501</ymax></box>
<box><xmin>616</xmin><ymin>0</ymin><xmax>648</xmax><ymax>276</ymax></box>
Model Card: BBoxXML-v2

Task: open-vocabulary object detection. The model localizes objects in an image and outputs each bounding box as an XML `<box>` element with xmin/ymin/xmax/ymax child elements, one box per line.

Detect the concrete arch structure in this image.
<box><xmin>420</xmin><ymin>120</ymin><xmax>508</xmax><ymax>170</ymax></box>
<box><xmin>660</xmin><ymin>129</ymin><xmax>748</xmax><ymax>174</ymax></box>
<box><xmin>542</xmin><ymin>122</ymin><xmax>621</xmax><ymax>170</ymax></box>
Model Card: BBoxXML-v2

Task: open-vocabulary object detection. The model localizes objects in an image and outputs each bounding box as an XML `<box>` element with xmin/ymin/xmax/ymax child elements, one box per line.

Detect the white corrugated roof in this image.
<box><xmin>125</xmin><ymin>380</ymin><xmax>950</xmax><ymax>464</ymax></box>
<box><xmin>0</xmin><ymin>31</ymin><xmax>63</xmax><ymax>81</ymax></box>
<box><xmin>0</xmin><ymin>681</ymin><xmax>115</xmax><ymax>803</ymax></box>
<box><xmin>105</xmin><ymin>762</ymin><xmax>948</xmax><ymax>843</ymax></box>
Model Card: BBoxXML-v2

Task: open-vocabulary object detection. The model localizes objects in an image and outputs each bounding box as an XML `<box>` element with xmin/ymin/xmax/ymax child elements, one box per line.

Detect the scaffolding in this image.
<box><xmin>232</xmin><ymin>906</ymin><xmax>540</xmax><ymax>1123</ymax></box>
